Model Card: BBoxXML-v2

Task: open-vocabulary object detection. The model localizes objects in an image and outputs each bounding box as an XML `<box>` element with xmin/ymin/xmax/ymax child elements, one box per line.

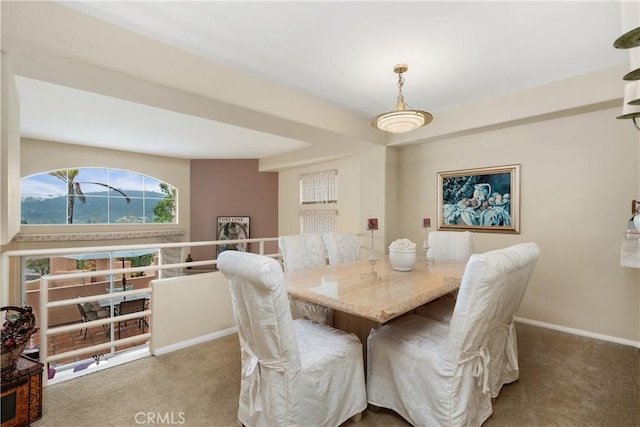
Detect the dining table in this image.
<box><xmin>98</xmin><ymin>293</ymin><xmax>148</xmax><ymax>311</ymax></box>
<box><xmin>284</xmin><ymin>255</ymin><xmax>468</xmax><ymax>359</ymax></box>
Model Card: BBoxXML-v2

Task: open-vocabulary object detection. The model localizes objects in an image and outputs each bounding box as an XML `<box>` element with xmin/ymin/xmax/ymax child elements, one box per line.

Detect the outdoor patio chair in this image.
<box><xmin>77</xmin><ymin>302</ymin><xmax>110</xmax><ymax>339</ymax></box>
<box><xmin>117</xmin><ymin>298</ymin><xmax>148</xmax><ymax>339</ymax></box>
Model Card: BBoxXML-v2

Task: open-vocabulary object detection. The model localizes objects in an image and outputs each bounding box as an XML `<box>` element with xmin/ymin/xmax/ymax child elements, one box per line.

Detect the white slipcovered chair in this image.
<box><xmin>366</xmin><ymin>243</ymin><xmax>540</xmax><ymax>426</ymax></box>
<box><xmin>322</xmin><ymin>232</ymin><xmax>362</xmax><ymax>265</ymax></box>
<box><xmin>416</xmin><ymin>242</ymin><xmax>540</xmax><ymax>398</ymax></box>
<box><xmin>416</xmin><ymin>230</ymin><xmax>474</xmax><ymax>321</ymax></box>
<box><xmin>425</xmin><ymin>230</ymin><xmax>473</xmax><ymax>261</ymax></box>
<box><xmin>484</xmin><ymin>242</ymin><xmax>540</xmax><ymax>397</ymax></box>
<box><xmin>217</xmin><ymin>250</ymin><xmax>367</xmax><ymax>427</ymax></box>
<box><xmin>414</xmin><ymin>296</ymin><xmax>456</xmax><ymax>323</ymax></box>
<box><xmin>278</xmin><ymin>234</ymin><xmax>334</xmax><ymax>325</ymax></box>
<box><xmin>278</xmin><ymin>234</ymin><xmax>327</xmax><ymax>272</ymax></box>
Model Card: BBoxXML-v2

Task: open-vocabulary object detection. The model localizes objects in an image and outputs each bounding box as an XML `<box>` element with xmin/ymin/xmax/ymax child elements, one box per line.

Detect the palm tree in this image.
<box><xmin>50</xmin><ymin>169</ymin><xmax>131</xmax><ymax>224</ymax></box>
<box><xmin>152</xmin><ymin>182</ymin><xmax>176</xmax><ymax>223</ymax></box>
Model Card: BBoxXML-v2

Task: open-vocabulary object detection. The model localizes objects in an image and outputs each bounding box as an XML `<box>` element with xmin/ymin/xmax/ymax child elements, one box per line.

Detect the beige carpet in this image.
<box><xmin>32</xmin><ymin>323</ymin><xmax>639</xmax><ymax>427</ymax></box>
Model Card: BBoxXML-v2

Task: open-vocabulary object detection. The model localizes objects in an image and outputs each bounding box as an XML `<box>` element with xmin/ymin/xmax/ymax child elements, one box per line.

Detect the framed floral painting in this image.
<box><xmin>437</xmin><ymin>164</ymin><xmax>520</xmax><ymax>234</ymax></box>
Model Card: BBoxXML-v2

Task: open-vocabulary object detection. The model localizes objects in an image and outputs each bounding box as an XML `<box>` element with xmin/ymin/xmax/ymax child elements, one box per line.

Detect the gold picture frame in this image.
<box><xmin>437</xmin><ymin>164</ymin><xmax>520</xmax><ymax>234</ymax></box>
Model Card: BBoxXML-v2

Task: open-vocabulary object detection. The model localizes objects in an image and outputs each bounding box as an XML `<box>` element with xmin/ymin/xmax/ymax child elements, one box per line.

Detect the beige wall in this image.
<box><xmin>397</xmin><ymin>107</ymin><xmax>639</xmax><ymax>342</ymax></box>
<box><xmin>2</xmin><ymin>139</ymin><xmax>190</xmax><ymax>298</ymax></box>
<box><xmin>277</xmin><ymin>107</ymin><xmax>639</xmax><ymax>343</ymax></box>
<box><xmin>190</xmin><ymin>159</ymin><xmax>279</xmax><ymax>260</ymax></box>
<box><xmin>0</xmin><ymin>53</ymin><xmax>21</xmax><ymax>305</ymax></box>
<box><xmin>276</xmin><ymin>147</ymin><xmax>400</xmax><ymax>255</ymax></box>
<box><xmin>278</xmin><ymin>155</ymin><xmax>361</xmax><ymax>235</ymax></box>
<box><xmin>0</xmin><ymin>53</ymin><xmax>21</xmax><ymax>247</ymax></box>
<box><xmin>359</xmin><ymin>147</ymin><xmax>395</xmax><ymax>254</ymax></box>
<box><xmin>149</xmin><ymin>272</ymin><xmax>235</xmax><ymax>352</ymax></box>
<box><xmin>17</xmin><ymin>138</ymin><xmax>190</xmax><ymax>244</ymax></box>
<box><xmin>3</xmin><ymin>63</ymin><xmax>637</xmax><ymax>345</ymax></box>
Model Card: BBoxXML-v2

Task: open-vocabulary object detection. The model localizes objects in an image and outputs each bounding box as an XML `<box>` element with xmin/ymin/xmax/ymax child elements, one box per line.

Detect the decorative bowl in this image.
<box><xmin>1</xmin><ymin>306</ymin><xmax>37</xmax><ymax>377</ymax></box>
<box><xmin>389</xmin><ymin>248</ymin><xmax>417</xmax><ymax>271</ymax></box>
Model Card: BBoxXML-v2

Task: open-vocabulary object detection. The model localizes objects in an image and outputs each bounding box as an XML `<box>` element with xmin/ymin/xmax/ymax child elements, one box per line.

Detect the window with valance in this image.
<box><xmin>298</xmin><ymin>169</ymin><xmax>337</xmax><ymax>233</ymax></box>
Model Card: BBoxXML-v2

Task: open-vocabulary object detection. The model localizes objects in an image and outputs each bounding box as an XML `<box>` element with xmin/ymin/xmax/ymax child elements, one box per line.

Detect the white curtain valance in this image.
<box><xmin>299</xmin><ymin>170</ymin><xmax>337</xmax><ymax>204</ymax></box>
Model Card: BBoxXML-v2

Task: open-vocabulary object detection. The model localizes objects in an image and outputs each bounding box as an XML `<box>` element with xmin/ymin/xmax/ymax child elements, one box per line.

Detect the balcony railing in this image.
<box><xmin>1</xmin><ymin>237</ymin><xmax>280</xmax><ymax>385</ymax></box>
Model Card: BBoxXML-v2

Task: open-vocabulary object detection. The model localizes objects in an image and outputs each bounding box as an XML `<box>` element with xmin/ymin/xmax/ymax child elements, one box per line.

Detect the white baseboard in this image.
<box><xmin>152</xmin><ymin>326</ymin><xmax>238</xmax><ymax>356</ymax></box>
<box><xmin>46</xmin><ymin>347</ymin><xmax>152</xmax><ymax>387</ymax></box>
<box><xmin>152</xmin><ymin>319</ymin><xmax>640</xmax><ymax>355</ymax></box>
<box><xmin>515</xmin><ymin>316</ymin><xmax>640</xmax><ymax>349</ymax></box>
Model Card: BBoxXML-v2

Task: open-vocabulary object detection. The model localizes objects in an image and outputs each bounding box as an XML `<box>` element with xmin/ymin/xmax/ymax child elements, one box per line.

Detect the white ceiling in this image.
<box><xmin>7</xmin><ymin>1</ymin><xmax>629</xmax><ymax>160</ymax></box>
<box><xmin>16</xmin><ymin>76</ymin><xmax>311</xmax><ymax>159</ymax></box>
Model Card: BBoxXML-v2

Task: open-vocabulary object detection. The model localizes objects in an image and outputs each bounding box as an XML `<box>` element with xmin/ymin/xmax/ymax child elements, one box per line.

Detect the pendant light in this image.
<box><xmin>614</xmin><ymin>26</ymin><xmax>640</xmax><ymax>130</ymax></box>
<box><xmin>374</xmin><ymin>64</ymin><xmax>433</xmax><ymax>133</ymax></box>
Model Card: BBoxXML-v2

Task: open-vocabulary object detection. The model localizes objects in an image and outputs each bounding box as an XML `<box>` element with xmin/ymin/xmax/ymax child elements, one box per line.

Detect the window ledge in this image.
<box><xmin>14</xmin><ymin>229</ymin><xmax>185</xmax><ymax>242</ymax></box>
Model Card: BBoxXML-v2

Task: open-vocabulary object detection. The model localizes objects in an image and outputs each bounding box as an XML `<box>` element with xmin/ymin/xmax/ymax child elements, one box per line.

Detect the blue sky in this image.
<box><xmin>21</xmin><ymin>168</ymin><xmax>169</xmax><ymax>197</ymax></box>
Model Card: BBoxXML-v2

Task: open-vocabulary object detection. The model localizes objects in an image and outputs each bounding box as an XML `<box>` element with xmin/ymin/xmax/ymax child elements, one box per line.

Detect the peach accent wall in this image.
<box><xmin>189</xmin><ymin>159</ymin><xmax>278</xmax><ymax>261</ymax></box>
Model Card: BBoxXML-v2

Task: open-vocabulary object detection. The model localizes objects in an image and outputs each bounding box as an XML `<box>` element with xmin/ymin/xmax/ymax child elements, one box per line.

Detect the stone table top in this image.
<box><xmin>284</xmin><ymin>256</ymin><xmax>467</xmax><ymax>323</ymax></box>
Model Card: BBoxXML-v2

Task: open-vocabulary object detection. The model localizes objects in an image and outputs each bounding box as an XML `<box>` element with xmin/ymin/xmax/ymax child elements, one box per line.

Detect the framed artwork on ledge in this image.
<box><xmin>437</xmin><ymin>164</ymin><xmax>520</xmax><ymax>234</ymax></box>
<box><xmin>217</xmin><ymin>216</ymin><xmax>250</xmax><ymax>256</ymax></box>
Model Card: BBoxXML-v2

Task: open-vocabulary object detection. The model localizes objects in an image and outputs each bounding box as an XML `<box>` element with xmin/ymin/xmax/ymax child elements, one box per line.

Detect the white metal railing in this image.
<box><xmin>2</xmin><ymin>237</ymin><xmax>280</xmax><ymax>385</ymax></box>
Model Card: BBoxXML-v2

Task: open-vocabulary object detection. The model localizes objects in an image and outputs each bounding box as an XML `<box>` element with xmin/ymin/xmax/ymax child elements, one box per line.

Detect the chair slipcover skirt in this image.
<box><xmin>416</xmin><ymin>242</ymin><xmax>540</xmax><ymax>398</ymax></box>
<box><xmin>367</xmin><ymin>315</ymin><xmax>492</xmax><ymax>427</ymax></box>
<box><xmin>218</xmin><ymin>250</ymin><xmax>366</xmax><ymax>427</ymax></box>
<box><xmin>367</xmin><ymin>242</ymin><xmax>540</xmax><ymax>426</ymax></box>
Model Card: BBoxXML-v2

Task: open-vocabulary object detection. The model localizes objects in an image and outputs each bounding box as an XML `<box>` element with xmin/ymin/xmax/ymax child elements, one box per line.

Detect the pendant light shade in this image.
<box><xmin>614</xmin><ymin>26</ymin><xmax>640</xmax><ymax>49</ymax></box>
<box><xmin>614</xmin><ymin>26</ymin><xmax>640</xmax><ymax>131</ymax></box>
<box><xmin>374</xmin><ymin>64</ymin><xmax>432</xmax><ymax>133</ymax></box>
<box><xmin>625</xmin><ymin>81</ymin><xmax>640</xmax><ymax>106</ymax></box>
<box><xmin>616</xmin><ymin>82</ymin><xmax>640</xmax><ymax>131</ymax></box>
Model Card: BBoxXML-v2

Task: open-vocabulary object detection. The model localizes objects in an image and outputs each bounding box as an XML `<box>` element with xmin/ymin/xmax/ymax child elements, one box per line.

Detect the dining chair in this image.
<box><xmin>322</xmin><ymin>232</ymin><xmax>363</xmax><ymax>265</ymax></box>
<box><xmin>414</xmin><ymin>296</ymin><xmax>456</xmax><ymax>322</ymax></box>
<box><xmin>278</xmin><ymin>233</ymin><xmax>327</xmax><ymax>272</ymax></box>
<box><xmin>485</xmin><ymin>242</ymin><xmax>540</xmax><ymax>397</ymax></box>
<box><xmin>415</xmin><ymin>242</ymin><xmax>540</xmax><ymax>398</ymax></box>
<box><xmin>278</xmin><ymin>234</ymin><xmax>334</xmax><ymax>325</ymax></box>
<box><xmin>217</xmin><ymin>250</ymin><xmax>367</xmax><ymax>427</ymax></box>
<box><xmin>77</xmin><ymin>302</ymin><xmax>110</xmax><ymax>339</ymax></box>
<box><xmin>426</xmin><ymin>230</ymin><xmax>473</xmax><ymax>261</ymax></box>
<box><xmin>366</xmin><ymin>243</ymin><xmax>539</xmax><ymax>426</ymax></box>
<box><xmin>416</xmin><ymin>230</ymin><xmax>474</xmax><ymax>318</ymax></box>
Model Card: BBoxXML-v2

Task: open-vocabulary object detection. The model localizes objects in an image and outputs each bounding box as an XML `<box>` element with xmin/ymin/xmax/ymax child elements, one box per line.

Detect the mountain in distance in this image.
<box><xmin>21</xmin><ymin>190</ymin><xmax>169</xmax><ymax>224</ymax></box>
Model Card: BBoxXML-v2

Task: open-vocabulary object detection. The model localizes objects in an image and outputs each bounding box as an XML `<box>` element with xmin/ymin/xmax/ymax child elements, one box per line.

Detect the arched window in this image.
<box><xmin>21</xmin><ymin>168</ymin><xmax>176</xmax><ymax>225</ymax></box>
